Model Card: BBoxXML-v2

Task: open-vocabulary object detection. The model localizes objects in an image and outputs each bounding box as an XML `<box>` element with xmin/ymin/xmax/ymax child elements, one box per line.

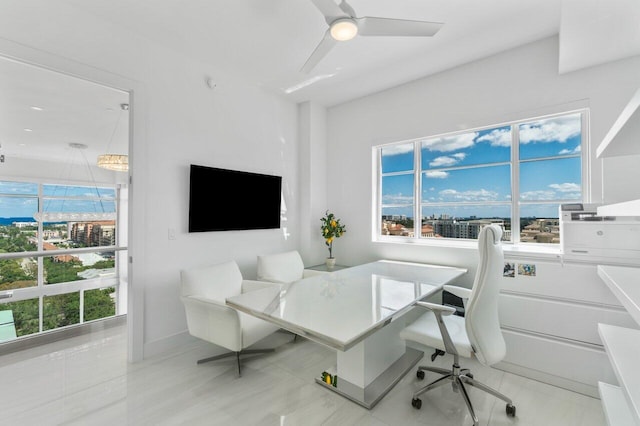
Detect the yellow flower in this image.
<box><xmin>330</xmin><ymin>220</ymin><xmax>337</xmax><ymax>227</ymax></box>
<box><xmin>326</xmin><ymin>237</ymin><xmax>333</xmax><ymax>244</ymax></box>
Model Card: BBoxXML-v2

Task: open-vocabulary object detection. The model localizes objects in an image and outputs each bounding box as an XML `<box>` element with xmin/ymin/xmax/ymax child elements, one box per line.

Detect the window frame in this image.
<box><xmin>0</xmin><ymin>177</ymin><xmax>126</xmax><ymax>339</ymax></box>
<box><xmin>374</xmin><ymin>109</ymin><xmax>590</xmax><ymax>249</ymax></box>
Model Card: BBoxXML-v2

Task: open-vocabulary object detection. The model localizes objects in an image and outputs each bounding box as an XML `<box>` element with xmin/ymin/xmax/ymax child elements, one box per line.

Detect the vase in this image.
<box><xmin>325</xmin><ymin>257</ymin><xmax>336</xmax><ymax>270</ymax></box>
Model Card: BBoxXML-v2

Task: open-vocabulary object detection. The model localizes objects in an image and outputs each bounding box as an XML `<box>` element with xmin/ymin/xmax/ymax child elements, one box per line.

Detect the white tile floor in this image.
<box><xmin>0</xmin><ymin>323</ymin><xmax>606</xmax><ymax>426</ymax></box>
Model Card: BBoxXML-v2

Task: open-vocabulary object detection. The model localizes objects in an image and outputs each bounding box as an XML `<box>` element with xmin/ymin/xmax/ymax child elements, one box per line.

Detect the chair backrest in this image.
<box><xmin>465</xmin><ymin>224</ymin><xmax>506</xmax><ymax>366</ymax></box>
<box><xmin>180</xmin><ymin>260</ymin><xmax>243</xmax><ymax>303</ymax></box>
<box><xmin>256</xmin><ymin>250</ymin><xmax>305</xmax><ymax>283</ymax></box>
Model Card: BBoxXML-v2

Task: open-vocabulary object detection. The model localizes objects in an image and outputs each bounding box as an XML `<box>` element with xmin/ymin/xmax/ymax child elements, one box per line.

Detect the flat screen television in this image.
<box><xmin>188</xmin><ymin>164</ymin><xmax>282</xmax><ymax>232</ymax></box>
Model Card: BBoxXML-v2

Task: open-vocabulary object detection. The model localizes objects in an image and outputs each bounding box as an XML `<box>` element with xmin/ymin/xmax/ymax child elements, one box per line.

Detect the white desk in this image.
<box><xmin>226</xmin><ymin>259</ymin><xmax>467</xmax><ymax>408</ymax></box>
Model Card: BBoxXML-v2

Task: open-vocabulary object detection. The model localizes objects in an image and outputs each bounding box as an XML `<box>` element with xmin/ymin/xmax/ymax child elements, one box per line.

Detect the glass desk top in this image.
<box><xmin>227</xmin><ymin>260</ymin><xmax>467</xmax><ymax>351</ymax></box>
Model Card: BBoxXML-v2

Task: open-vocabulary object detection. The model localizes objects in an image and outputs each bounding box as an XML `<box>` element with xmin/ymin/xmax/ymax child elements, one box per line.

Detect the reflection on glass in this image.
<box><xmin>0</xmin><ymin>181</ymin><xmax>38</xmax><ymax>195</ymax></box>
<box><xmin>43</xmin><ymin>184</ymin><xmax>115</xmax><ymax>198</ymax></box>
<box><xmin>377</xmin><ymin>277</ymin><xmax>416</xmax><ymax>317</ymax></box>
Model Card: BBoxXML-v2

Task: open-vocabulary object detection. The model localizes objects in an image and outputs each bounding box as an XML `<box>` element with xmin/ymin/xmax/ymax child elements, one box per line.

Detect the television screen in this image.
<box><xmin>188</xmin><ymin>164</ymin><xmax>282</xmax><ymax>232</ymax></box>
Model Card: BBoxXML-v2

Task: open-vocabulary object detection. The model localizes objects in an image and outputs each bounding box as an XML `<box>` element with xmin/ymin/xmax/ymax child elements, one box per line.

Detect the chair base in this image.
<box><xmin>197</xmin><ymin>348</ymin><xmax>275</xmax><ymax>377</ymax></box>
<box><xmin>411</xmin><ymin>363</ymin><xmax>516</xmax><ymax>426</ymax></box>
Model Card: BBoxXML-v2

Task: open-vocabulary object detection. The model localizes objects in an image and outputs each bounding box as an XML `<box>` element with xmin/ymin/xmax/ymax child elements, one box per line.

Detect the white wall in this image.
<box><xmin>326</xmin><ymin>36</ymin><xmax>640</xmax><ymax>278</ymax></box>
<box><xmin>0</xmin><ymin>1</ymin><xmax>302</xmax><ymax>358</ymax></box>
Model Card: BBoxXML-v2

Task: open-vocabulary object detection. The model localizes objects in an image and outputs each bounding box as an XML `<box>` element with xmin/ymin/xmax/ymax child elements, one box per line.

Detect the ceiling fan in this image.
<box><xmin>301</xmin><ymin>0</ymin><xmax>443</xmax><ymax>73</ymax></box>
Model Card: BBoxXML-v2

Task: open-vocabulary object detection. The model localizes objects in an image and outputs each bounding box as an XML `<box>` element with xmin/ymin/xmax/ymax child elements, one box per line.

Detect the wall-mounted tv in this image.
<box><xmin>188</xmin><ymin>164</ymin><xmax>282</xmax><ymax>232</ymax></box>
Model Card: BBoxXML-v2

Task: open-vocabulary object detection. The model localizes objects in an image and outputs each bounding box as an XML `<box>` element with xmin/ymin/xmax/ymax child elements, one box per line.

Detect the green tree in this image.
<box><xmin>84</xmin><ymin>287</ymin><xmax>116</xmax><ymax>321</ymax></box>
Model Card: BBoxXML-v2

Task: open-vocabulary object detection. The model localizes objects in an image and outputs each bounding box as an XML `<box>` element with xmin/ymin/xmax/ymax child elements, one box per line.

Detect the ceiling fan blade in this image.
<box><xmin>311</xmin><ymin>0</ymin><xmax>348</xmax><ymax>22</ymax></box>
<box><xmin>301</xmin><ymin>30</ymin><xmax>337</xmax><ymax>74</ymax></box>
<box><xmin>356</xmin><ymin>16</ymin><xmax>443</xmax><ymax>37</ymax></box>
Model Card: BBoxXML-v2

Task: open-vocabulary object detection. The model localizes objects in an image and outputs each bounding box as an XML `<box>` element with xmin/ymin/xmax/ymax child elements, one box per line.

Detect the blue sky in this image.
<box><xmin>381</xmin><ymin>113</ymin><xmax>582</xmax><ymax>219</ymax></box>
<box><xmin>0</xmin><ymin>182</ymin><xmax>116</xmax><ymax>218</ymax></box>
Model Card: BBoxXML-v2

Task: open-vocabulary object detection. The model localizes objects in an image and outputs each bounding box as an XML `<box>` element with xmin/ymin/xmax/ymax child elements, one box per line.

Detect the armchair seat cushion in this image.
<box><xmin>400</xmin><ymin>311</ymin><xmax>473</xmax><ymax>358</ymax></box>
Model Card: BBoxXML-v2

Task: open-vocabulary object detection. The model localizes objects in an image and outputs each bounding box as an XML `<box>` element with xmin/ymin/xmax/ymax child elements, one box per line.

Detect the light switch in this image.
<box><xmin>168</xmin><ymin>228</ymin><xmax>176</xmax><ymax>240</ymax></box>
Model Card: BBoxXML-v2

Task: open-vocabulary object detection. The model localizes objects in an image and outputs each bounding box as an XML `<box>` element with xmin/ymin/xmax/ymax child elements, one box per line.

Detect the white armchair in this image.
<box><xmin>256</xmin><ymin>250</ymin><xmax>322</xmax><ymax>284</ymax></box>
<box><xmin>180</xmin><ymin>260</ymin><xmax>281</xmax><ymax>376</ymax></box>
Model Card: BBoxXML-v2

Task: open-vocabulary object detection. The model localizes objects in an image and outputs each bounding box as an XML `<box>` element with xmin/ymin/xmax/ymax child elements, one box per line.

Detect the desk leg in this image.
<box><xmin>315</xmin><ymin>319</ymin><xmax>423</xmax><ymax>409</ymax></box>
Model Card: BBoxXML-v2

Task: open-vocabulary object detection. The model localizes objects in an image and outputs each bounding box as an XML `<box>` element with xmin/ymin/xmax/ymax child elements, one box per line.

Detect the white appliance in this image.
<box><xmin>560</xmin><ymin>203</ymin><xmax>640</xmax><ymax>265</ymax></box>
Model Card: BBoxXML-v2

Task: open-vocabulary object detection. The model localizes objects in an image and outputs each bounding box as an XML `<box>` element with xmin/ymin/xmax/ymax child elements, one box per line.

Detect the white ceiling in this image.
<box><xmin>2</xmin><ymin>0</ymin><xmax>639</xmax><ymax>167</ymax></box>
<box><xmin>67</xmin><ymin>0</ymin><xmax>562</xmax><ymax>106</ymax></box>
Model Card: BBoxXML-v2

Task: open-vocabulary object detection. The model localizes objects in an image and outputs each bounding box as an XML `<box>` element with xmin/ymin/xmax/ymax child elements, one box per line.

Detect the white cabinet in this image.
<box><xmin>597</xmin><ymin>265</ymin><xmax>640</xmax><ymax>425</ymax></box>
<box><xmin>496</xmin><ymin>260</ymin><xmax>630</xmax><ymax>397</ymax></box>
<box><xmin>598</xmin><ymin>200</ymin><xmax>640</xmax><ymax>218</ymax></box>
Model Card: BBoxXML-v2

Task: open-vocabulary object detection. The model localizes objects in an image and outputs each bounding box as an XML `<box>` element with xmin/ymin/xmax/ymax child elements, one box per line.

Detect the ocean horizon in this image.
<box><xmin>0</xmin><ymin>217</ymin><xmax>37</xmax><ymax>225</ymax></box>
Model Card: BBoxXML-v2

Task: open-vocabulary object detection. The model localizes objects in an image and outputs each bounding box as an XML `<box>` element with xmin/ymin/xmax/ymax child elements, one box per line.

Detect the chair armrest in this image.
<box><xmin>443</xmin><ymin>285</ymin><xmax>471</xmax><ymax>300</ymax></box>
<box><xmin>443</xmin><ymin>285</ymin><xmax>472</xmax><ymax>311</ymax></box>
<box><xmin>415</xmin><ymin>301</ymin><xmax>457</xmax><ymax>316</ymax></box>
<box><xmin>414</xmin><ymin>300</ymin><xmax>458</xmax><ymax>356</ymax></box>
<box><xmin>242</xmin><ymin>279</ymin><xmax>282</xmax><ymax>293</ymax></box>
<box><xmin>181</xmin><ymin>295</ymin><xmax>239</xmax><ymax>321</ymax></box>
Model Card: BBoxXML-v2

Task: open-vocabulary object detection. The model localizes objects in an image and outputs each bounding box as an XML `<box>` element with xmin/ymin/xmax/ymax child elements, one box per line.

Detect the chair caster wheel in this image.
<box><xmin>411</xmin><ymin>398</ymin><xmax>422</xmax><ymax>409</ymax></box>
<box><xmin>416</xmin><ymin>370</ymin><xmax>425</xmax><ymax>380</ymax></box>
<box><xmin>506</xmin><ymin>403</ymin><xmax>516</xmax><ymax>417</ymax></box>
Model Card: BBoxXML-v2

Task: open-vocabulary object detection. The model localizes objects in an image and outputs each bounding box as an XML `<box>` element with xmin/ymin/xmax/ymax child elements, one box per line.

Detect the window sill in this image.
<box><xmin>374</xmin><ymin>237</ymin><xmax>562</xmax><ymax>260</ymax></box>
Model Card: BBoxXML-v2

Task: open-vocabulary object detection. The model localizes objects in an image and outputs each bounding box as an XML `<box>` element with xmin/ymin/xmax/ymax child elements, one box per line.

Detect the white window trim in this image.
<box><xmin>373</xmin><ymin>109</ymin><xmax>591</xmax><ymax>253</ymax></box>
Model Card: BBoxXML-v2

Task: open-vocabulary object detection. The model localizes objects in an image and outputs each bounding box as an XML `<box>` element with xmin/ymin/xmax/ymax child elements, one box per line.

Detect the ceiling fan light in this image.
<box><xmin>330</xmin><ymin>19</ymin><xmax>358</xmax><ymax>41</ymax></box>
<box><xmin>97</xmin><ymin>154</ymin><xmax>128</xmax><ymax>172</ymax></box>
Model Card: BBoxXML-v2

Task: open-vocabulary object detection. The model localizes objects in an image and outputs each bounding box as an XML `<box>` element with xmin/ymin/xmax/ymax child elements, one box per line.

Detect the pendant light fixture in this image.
<box><xmin>97</xmin><ymin>103</ymin><xmax>128</xmax><ymax>172</ymax></box>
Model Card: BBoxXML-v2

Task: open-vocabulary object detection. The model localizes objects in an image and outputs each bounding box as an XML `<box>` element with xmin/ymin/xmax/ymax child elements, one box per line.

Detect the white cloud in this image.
<box><xmin>549</xmin><ymin>182</ymin><xmax>581</xmax><ymax>192</ymax></box>
<box><xmin>382</xmin><ymin>193</ymin><xmax>413</xmax><ymax>204</ymax></box>
<box><xmin>477</xmin><ymin>128</ymin><xmax>511</xmax><ymax>147</ymax></box>
<box><xmin>429</xmin><ymin>156</ymin><xmax>457</xmax><ymax>167</ymax></box>
<box><xmin>520</xmin><ymin>190</ymin><xmax>556</xmax><ymax>201</ymax></box>
<box><xmin>520</xmin><ymin>114</ymin><xmax>581</xmax><ymax>144</ymax></box>
<box><xmin>439</xmin><ymin>188</ymin><xmax>499</xmax><ymax>201</ymax></box>
<box><xmin>520</xmin><ymin>182</ymin><xmax>581</xmax><ymax>201</ymax></box>
<box><xmin>452</xmin><ymin>153</ymin><xmax>467</xmax><ymax>160</ymax></box>
<box><xmin>422</xmin><ymin>133</ymin><xmax>477</xmax><ymax>152</ymax></box>
<box><xmin>425</xmin><ymin>170</ymin><xmax>449</xmax><ymax>179</ymax></box>
<box><xmin>381</xmin><ymin>143</ymin><xmax>413</xmax><ymax>156</ymax></box>
<box><xmin>559</xmin><ymin>145</ymin><xmax>581</xmax><ymax>155</ymax></box>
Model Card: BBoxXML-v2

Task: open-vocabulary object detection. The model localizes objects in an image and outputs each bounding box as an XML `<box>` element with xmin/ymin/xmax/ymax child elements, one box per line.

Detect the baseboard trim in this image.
<box><xmin>0</xmin><ymin>315</ymin><xmax>126</xmax><ymax>357</ymax></box>
<box><xmin>494</xmin><ymin>361</ymin><xmax>600</xmax><ymax>399</ymax></box>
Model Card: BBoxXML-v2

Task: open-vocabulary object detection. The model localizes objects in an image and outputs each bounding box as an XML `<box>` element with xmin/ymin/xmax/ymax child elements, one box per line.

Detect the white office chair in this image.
<box><xmin>256</xmin><ymin>250</ymin><xmax>323</xmax><ymax>284</ymax></box>
<box><xmin>400</xmin><ymin>224</ymin><xmax>516</xmax><ymax>425</ymax></box>
<box><xmin>180</xmin><ymin>260</ymin><xmax>281</xmax><ymax>376</ymax></box>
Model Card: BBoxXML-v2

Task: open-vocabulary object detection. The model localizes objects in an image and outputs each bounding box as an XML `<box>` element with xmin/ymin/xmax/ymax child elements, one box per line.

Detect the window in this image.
<box><xmin>376</xmin><ymin>110</ymin><xmax>586</xmax><ymax>246</ymax></box>
<box><xmin>0</xmin><ymin>179</ymin><xmax>124</xmax><ymax>342</ymax></box>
